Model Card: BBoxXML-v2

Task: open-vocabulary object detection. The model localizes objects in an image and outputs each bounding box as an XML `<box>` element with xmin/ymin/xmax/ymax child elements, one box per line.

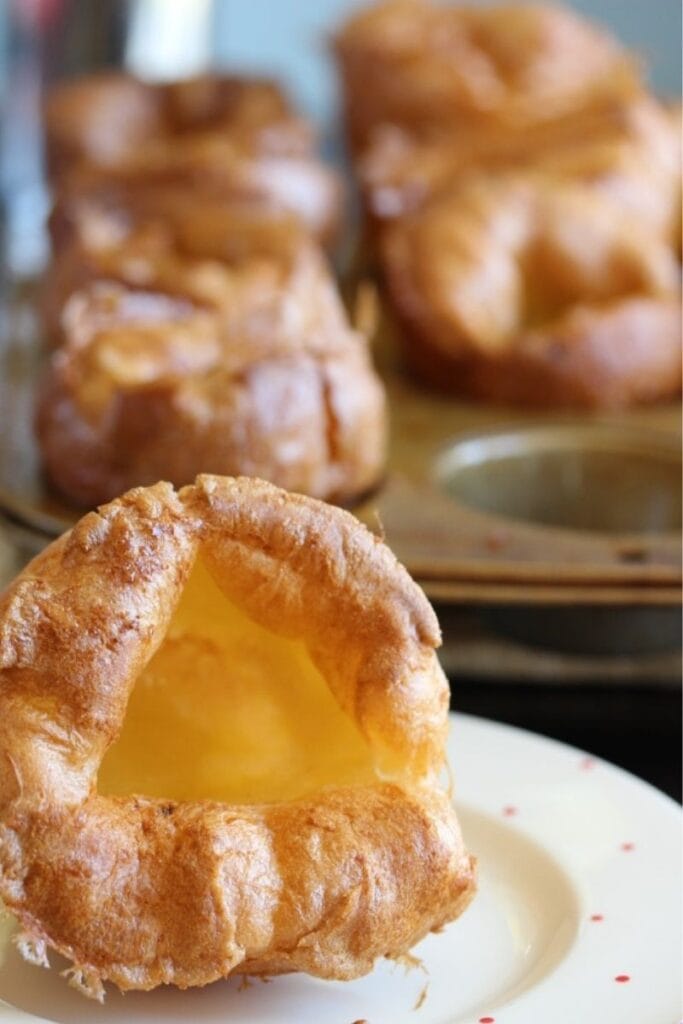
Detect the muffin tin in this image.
<box><xmin>435</xmin><ymin>424</ymin><xmax>680</xmax><ymax>537</ymax></box>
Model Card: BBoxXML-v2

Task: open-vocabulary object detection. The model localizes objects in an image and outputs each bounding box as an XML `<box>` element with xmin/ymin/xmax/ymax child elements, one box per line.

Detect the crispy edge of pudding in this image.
<box><xmin>0</xmin><ymin>476</ymin><xmax>476</xmax><ymax>998</ymax></box>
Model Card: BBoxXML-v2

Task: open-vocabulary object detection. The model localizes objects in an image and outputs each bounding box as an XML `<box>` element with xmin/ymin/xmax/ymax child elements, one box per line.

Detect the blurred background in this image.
<box><xmin>0</xmin><ymin>0</ymin><xmax>681</xmax><ymax>797</ymax></box>
<box><xmin>1</xmin><ymin>0</ymin><xmax>681</xmax><ymax>272</ymax></box>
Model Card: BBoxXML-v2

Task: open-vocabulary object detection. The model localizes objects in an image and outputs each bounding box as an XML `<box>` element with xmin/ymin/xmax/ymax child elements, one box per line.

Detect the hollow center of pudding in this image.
<box><xmin>98</xmin><ymin>555</ymin><xmax>376</xmax><ymax>804</ymax></box>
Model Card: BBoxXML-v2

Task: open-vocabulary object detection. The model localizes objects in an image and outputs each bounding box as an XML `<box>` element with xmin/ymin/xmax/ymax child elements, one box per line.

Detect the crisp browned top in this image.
<box><xmin>0</xmin><ymin>478</ymin><xmax>474</xmax><ymax>999</ymax></box>
<box><xmin>45</xmin><ymin>73</ymin><xmax>341</xmax><ymax>245</ymax></box>
<box><xmin>0</xmin><ymin>477</ymin><xmax>445</xmax><ymax>790</ymax></box>
<box><xmin>38</xmin><ymin>204</ymin><xmax>387</xmax><ymax>507</ymax></box>
<box><xmin>383</xmin><ymin>173</ymin><xmax>679</xmax><ymax>355</ymax></box>
<box><xmin>44</xmin><ymin>72</ymin><xmax>312</xmax><ymax>174</ymax></box>
<box><xmin>359</xmin><ymin>95</ymin><xmax>681</xmax><ymax>241</ymax></box>
<box><xmin>335</xmin><ymin>0</ymin><xmax>639</xmax><ymax>145</ymax></box>
<box><xmin>48</xmin><ymin>217</ymin><xmax>360</xmax><ymax>391</ymax></box>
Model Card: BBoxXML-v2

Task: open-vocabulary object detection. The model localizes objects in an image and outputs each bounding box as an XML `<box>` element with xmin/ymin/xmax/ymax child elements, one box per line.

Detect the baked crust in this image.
<box><xmin>45</xmin><ymin>73</ymin><xmax>313</xmax><ymax>174</ymax></box>
<box><xmin>44</xmin><ymin>201</ymin><xmax>329</xmax><ymax>343</ymax></box>
<box><xmin>336</xmin><ymin>3</ymin><xmax>680</xmax><ymax>407</ymax></box>
<box><xmin>381</xmin><ymin>175</ymin><xmax>681</xmax><ymax>407</ymax></box>
<box><xmin>45</xmin><ymin>73</ymin><xmax>341</xmax><ymax>245</ymax></box>
<box><xmin>37</xmin><ymin>216</ymin><xmax>387</xmax><ymax>507</ymax></box>
<box><xmin>0</xmin><ymin>476</ymin><xmax>476</xmax><ymax>997</ymax></box>
<box><xmin>334</xmin><ymin>0</ymin><xmax>638</xmax><ymax>150</ymax></box>
<box><xmin>359</xmin><ymin>94</ymin><xmax>681</xmax><ymax>244</ymax></box>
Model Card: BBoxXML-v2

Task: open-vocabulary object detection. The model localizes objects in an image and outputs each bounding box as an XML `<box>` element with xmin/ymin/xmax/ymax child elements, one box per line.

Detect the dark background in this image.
<box><xmin>450</xmin><ymin>678</ymin><xmax>681</xmax><ymax>802</ymax></box>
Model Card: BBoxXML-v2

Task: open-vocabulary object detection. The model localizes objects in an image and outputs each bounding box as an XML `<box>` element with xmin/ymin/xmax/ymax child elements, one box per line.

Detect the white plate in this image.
<box><xmin>0</xmin><ymin>713</ymin><xmax>680</xmax><ymax>1024</ymax></box>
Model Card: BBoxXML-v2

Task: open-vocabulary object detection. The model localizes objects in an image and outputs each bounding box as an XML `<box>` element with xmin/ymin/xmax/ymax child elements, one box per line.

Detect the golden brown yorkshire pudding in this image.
<box><xmin>43</xmin><ymin>201</ymin><xmax>332</xmax><ymax>344</ymax></box>
<box><xmin>45</xmin><ymin>74</ymin><xmax>341</xmax><ymax>246</ymax></box>
<box><xmin>51</xmin><ymin>135</ymin><xmax>342</xmax><ymax>249</ymax></box>
<box><xmin>381</xmin><ymin>175</ymin><xmax>682</xmax><ymax>408</ymax></box>
<box><xmin>45</xmin><ymin>73</ymin><xmax>313</xmax><ymax>178</ymax></box>
<box><xmin>334</xmin><ymin>0</ymin><xmax>639</xmax><ymax>151</ymax></box>
<box><xmin>359</xmin><ymin>95</ymin><xmax>682</xmax><ymax>244</ymax></box>
<box><xmin>37</xmin><ymin>218</ymin><xmax>386</xmax><ymax>507</ymax></box>
<box><xmin>0</xmin><ymin>476</ymin><xmax>476</xmax><ymax>999</ymax></box>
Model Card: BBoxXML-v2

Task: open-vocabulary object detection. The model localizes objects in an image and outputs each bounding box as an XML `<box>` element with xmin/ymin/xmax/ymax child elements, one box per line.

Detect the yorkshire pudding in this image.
<box><xmin>360</xmin><ymin>95</ymin><xmax>681</xmax><ymax>245</ymax></box>
<box><xmin>381</xmin><ymin>175</ymin><xmax>681</xmax><ymax>407</ymax></box>
<box><xmin>0</xmin><ymin>475</ymin><xmax>476</xmax><ymax>999</ymax></box>
<box><xmin>37</xmin><ymin>214</ymin><xmax>386</xmax><ymax>506</ymax></box>
<box><xmin>334</xmin><ymin>0</ymin><xmax>639</xmax><ymax>151</ymax></box>
<box><xmin>45</xmin><ymin>74</ymin><xmax>341</xmax><ymax>246</ymax></box>
<box><xmin>51</xmin><ymin>135</ymin><xmax>342</xmax><ymax>249</ymax></box>
<box><xmin>45</xmin><ymin>73</ymin><xmax>313</xmax><ymax>176</ymax></box>
<box><xmin>43</xmin><ymin>200</ymin><xmax>337</xmax><ymax>343</ymax></box>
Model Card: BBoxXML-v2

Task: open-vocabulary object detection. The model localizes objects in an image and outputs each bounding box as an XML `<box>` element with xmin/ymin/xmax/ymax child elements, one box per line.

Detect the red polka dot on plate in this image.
<box><xmin>590</xmin><ymin>914</ymin><xmax>604</xmax><ymax>922</ymax></box>
<box><xmin>580</xmin><ymin>756</ymin><xmax>596</xmax><ymax>770</ymax></box>
<box><xmin>479</xmin><ymin>1018</ymin><xmax>496</xmax><ymax>1023</ymax></box>
<box><xmin>615</xmin><ymin>974</ymin><xmax>630</xmax><ymax>983</ymax></box>
<box><xmin>621</xmin><ymin>842</ymin><xmax>635</xmax><ymax>852</ymax></box>
<box><xmin>502</xmin><ymin>805</ymin><xmax>518</xmax><ymax>817</ymax></box>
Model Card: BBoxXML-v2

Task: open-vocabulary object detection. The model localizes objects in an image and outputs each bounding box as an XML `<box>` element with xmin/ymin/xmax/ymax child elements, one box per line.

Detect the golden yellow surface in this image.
<box><xmin>99</xmin><ymin>556</ymin><xmax>375</xmax><ymax>803</ymax></box>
